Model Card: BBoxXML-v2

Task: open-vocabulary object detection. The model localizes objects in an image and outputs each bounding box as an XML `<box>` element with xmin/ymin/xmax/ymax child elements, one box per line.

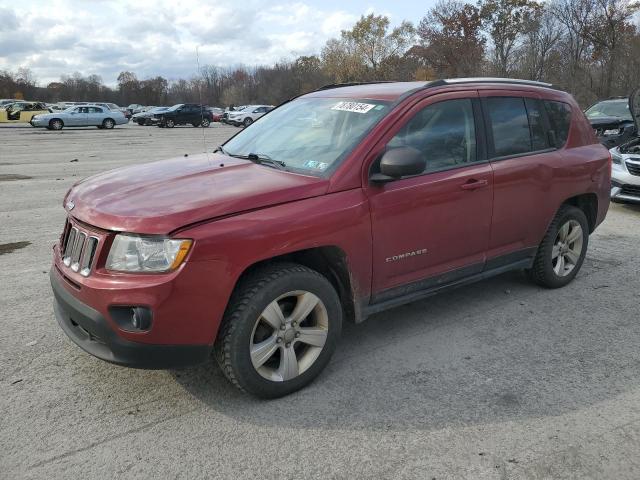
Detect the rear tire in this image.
<box><xmin>243</xmin><ymin>117</ymin><xmax>253</xmax><ymax>127</ymax></box>
<box><xmin>215</xmin><ymin>263</ymin><xmax>342</xmax><ymax>398</ymax></box>
<box><xmin>527</xmin><ymin>205</ymin><xmax>589</xmax><ymax>288</ymax></box>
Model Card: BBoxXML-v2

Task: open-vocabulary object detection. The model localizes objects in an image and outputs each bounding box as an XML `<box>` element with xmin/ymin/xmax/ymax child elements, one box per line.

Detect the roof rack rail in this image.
<box><xmin>428</xmin><ymin>77</ymin><xmax>555</xmax><ymax>89</ymax></box>
<box><xmin>316</xmin><ymin>81</ymin><xmax>396</xmax><ymax>91</ymax></box>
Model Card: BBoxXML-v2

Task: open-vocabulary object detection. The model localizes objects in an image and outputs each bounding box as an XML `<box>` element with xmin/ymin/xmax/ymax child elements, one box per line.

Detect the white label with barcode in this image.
<box><xmin>331</xmin><ymin>101</ymin><xmax>376</xmax><ymax>114</ymax></box>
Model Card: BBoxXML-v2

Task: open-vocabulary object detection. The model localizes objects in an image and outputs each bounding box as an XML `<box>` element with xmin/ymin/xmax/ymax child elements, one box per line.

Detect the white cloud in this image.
<box><xmin>0</xmin><ymin>0</ymin><xmax>405</xmax><ymax>85</ymax></box>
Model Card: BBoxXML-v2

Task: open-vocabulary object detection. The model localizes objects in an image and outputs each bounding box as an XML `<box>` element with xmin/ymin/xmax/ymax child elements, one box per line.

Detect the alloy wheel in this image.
<box><xmin>552</xmin><ymin>219</ymin><xmax>583</xmax><ymax>277</ymax></box>
<box><xmin>250</xmin><ymin>290</ymin><xmax>329</xmax><ymax>382</ymax></box>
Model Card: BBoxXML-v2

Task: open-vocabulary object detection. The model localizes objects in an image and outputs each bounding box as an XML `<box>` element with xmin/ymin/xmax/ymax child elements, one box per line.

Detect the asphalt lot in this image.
<box><xmin>1</xmin><ymin>122</ymin><xmax>640</xmax><ymax>479</ymax></box>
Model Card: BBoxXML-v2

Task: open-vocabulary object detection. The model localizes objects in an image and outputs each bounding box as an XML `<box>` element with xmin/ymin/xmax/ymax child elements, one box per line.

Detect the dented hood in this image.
<box><xmin>65</xmin><ymin>153</ymin><xmax>329</xmax><ymax>234</ymax></box>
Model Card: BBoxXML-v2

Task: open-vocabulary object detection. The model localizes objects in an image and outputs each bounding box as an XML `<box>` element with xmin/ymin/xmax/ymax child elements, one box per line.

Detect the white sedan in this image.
<box><xmin>226</xmin><ymin>105</ymin><xmax>274</xmax><ymax>127</ymax></box>
<box><xmin>30</xmin><ymin>105</ymin><xmax>128</xmax><ymax>130</ymax></box>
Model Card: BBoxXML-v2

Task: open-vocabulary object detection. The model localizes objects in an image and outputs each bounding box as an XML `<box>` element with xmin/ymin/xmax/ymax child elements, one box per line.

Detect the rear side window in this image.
<box><xmin>486</xmin><ymin>97</ymin><xmax>531</xmax><ymax>157</ymax></box>
<box><xmin>544</xmin><ymin>100</ymin><xmax>572</xmax><ymax>147</ymax></box>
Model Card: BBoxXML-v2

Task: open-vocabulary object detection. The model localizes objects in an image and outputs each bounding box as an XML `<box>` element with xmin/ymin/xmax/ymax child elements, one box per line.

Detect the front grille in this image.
<box><xmin>620</xmin><ymin>185</ymin><xmax>640</xmax><ymax>197</ymax></box>
<box><xmin>625</xmin><ymin>159</ymin><xmax>640</xmax><ymax>176</ymax></box>
<box><xmin>61</xmin><ymin>221</ymin><xmax>99</xmax><ymax>277</ymax></box>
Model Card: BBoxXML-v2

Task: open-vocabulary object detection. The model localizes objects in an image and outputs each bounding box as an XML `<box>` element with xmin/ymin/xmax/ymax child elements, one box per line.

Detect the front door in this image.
<box><xmin>67</xmin><ymin>107</ymin><xmax>88</xmax><ymax>126</ymax></box>
<box><xmin>366</xmin><ymin>92</ymin><xmax>494</xmax><ymax>300</ymax></box>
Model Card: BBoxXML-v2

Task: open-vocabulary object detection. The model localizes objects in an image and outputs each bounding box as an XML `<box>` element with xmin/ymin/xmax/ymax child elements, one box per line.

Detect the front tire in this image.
<box><xmin>165</xmin><ymin>119</ymin><xmax>175</xmax><ymax>128</ymax></box>
<box><xmin>201</xmin><ymin>118</ymin><xmax>210</xmax><ymax>127</ymax></box>
<box><xmin>49</xmin><ymin>119</ymin><xmax>63</xmax><ymax>130</ymax></box>
<box><xmin>215</xmin><ymin>263</ymin><xmax>342</xmax><ymax>398</ymax></box>
<box><xmin>527</xmin><ymin>205</ymin><xmax>589</xmax><ymax>288</ymax></box>
<box><xmin>102</xmin><ymin>118</ymin><xmax>115</xmax><ymax>129</ymax></box>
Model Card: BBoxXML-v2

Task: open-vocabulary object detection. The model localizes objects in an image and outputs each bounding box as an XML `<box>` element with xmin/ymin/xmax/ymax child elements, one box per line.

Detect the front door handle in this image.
<box><xmin>460</xmin><ymin>179</ymin><xmax>488</xmax><ymax>191</ymax></box>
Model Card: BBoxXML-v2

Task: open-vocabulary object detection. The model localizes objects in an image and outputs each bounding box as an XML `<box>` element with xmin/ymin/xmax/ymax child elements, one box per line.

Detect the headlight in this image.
<box><xmin>106</xmin><ymin>234</ymin><xmax>192</xmax><ymax>272</ymax></box>
<box><xmin>611</xmin><ymin>152</ymin><xmax>623</xmax><ymax>165</ymax></box>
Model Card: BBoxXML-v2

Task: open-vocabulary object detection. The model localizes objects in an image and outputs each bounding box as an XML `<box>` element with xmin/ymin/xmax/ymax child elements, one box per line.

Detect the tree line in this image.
<box><xmin>1</xmin><ymin>0</ymin><xmax>639</xmax><ymax>109</ymax></box>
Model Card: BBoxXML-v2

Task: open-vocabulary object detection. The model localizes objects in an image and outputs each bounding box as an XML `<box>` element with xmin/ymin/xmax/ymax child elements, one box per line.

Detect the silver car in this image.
<box><xmin>610</xmin><ymin>88</ymin><xmax>640</xmax><ymax>204</ymax></box>
<box><xmin>30</xmin><ymin>105</ymin><xmax>128</xmax><ymax>130</ymax></box>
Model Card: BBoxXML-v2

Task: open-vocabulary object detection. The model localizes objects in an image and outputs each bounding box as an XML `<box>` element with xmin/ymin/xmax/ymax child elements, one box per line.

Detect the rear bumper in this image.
<box><xmin>51</xmin><ymin>269</ymin><xmax>212</xmax><ymax>369</ymax></box>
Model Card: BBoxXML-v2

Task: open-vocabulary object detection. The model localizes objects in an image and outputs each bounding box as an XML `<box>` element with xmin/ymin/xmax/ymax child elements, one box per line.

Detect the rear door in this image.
<box><xmin>87</xmin><ymin>106</ymin><xmax>104</xmax><ymax>125</ymax></box>
<box><xmin>366</xmin><ymin>91</ymin><xmax>494</xmax><ymax>299</ymax></box>
<box><xmin>480</xmin><ymin>91</ymin><xmax>564</xmax><ymax>264</ymax></box>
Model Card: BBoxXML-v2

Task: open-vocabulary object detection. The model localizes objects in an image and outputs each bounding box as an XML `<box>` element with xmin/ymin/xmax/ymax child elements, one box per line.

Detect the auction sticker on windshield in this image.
<box><xmin>331</xmin><ymin>101</ymin><xmax>376</xmax><ymax>114</ymax></box>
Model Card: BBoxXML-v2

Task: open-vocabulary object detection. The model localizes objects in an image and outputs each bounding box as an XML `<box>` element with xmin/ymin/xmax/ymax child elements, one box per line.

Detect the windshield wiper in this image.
<box><xmin>216</xmin><ymin>149</ymin><xmax>286</xmax><ymax>170</ymax></box>
<box><xmin>247</xmin><ymin>153</ymin><xmax>286</xmax><ymax>170</ymax></box>
<box><xmin>214</xmin><ymin>145</ymin><xmax>228</xmax><ymax>155</ymax></box>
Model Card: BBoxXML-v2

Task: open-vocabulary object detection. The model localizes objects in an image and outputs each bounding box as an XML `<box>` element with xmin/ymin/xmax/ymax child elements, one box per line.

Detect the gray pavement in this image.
<box><xmin>1</xmin><ymin>122</ymin><xmax>640</xmax><ymax>479</ymax></box>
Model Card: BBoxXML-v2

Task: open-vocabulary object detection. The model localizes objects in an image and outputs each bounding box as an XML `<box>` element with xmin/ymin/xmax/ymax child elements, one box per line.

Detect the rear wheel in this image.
<box><xmin>215</xmin><ymin>263</ymin><xmax>342</xmax><ymax>398</ymax></box>
<box><xmin>102</xmin><ymin>118</ymin><xmax>115</xmax><ymax>129</ymax></box>
<box><xmin>527</xmin><ymin>205</ymin><xmax>589</xmax><ymax>288</ymax></box>
<box><xmin>243</xmin><ymin>117</ymin><xmax>253</xmax><ymax>127</ymax></box>
<box><xmin>49</xmin><ymin>119</ymin><xmax>63</xmax><ymax>130</ymax></box>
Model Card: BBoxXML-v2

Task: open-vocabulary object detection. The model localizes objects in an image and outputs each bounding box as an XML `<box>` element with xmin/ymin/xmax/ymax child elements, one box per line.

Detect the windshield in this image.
<box><xmin>223</xmin><ymin>97</ymin><xmax>391</xmax><ymax>176</ymax></box>
<box><xmin>152</xmin><ymin>107</ymin><xmax>169</xmax><ymax>113</ymax></box>
<box><xmin>585</xmin><ymin>101</ymin><xmax>632</xmax><ymax>120</ymax></box>
<box><xmin>167</xmin><ymin>104</ymin><xmax>184</xmax><ymax>111</ymax></box>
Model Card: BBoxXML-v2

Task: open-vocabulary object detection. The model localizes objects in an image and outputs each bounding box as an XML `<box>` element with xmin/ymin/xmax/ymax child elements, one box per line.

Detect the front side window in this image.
<box><xmin>486</xmin><ymin>97</ymin><xmax>531</xmax><ymax>157</ymax></box>
<box><xmin>387</xmin><ymin>98</ymin><xmax>477</xmax><ymax>173</ymax></box>
<box><xmin>223</xmin><ymin>97</ymin><xmax>391</xmax><ymax>176</ymax></box>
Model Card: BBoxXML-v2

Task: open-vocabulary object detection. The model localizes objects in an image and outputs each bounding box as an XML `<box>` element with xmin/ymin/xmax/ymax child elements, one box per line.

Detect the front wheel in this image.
<box><xmin>527</xmin><ymin>205</ymin><xmax>589</xmax><ymax>288</ymax></box>
<box><xmin>200</xmin><ymin>118</ymin><xmax>210</xmax><ymax>127</ymax></box>
<box><xmin>165</xmin><ymin>119</ymin><xmax>175</xmax><ymax>128</ymax></box>
<box><xmin>215</xmin><ymin>263</ymin><xmax>342</xmax><ymax>398</ymax></box>
<box><xmin>49</xmin><ymin>119</ymin><xmax>63</xmax><ymax>130</ymax></box>
<box><xmin>102</xmin><ymin>118</ymin><xmax>115</xmax><ymax>129</ymax></box>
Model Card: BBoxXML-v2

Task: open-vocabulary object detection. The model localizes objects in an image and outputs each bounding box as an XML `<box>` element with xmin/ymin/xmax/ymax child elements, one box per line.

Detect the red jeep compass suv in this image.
<box><xmin>51</xmin><ymin>78</ymin><xmax>610</xmax><ymax>398</ymax></box>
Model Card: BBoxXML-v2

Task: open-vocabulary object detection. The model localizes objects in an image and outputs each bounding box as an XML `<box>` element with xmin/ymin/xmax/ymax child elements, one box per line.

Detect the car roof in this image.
<box><xmin>304</xmin><ymin>78</ymin><xmax>557</xmax><ymax>102</ymax></box>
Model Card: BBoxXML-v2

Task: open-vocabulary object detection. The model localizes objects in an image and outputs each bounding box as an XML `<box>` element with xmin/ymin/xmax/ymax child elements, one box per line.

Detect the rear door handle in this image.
<box><xmin>460</xmin><ymin>179</ymin><xmax>488</xmax><ymax>190</ymax></box>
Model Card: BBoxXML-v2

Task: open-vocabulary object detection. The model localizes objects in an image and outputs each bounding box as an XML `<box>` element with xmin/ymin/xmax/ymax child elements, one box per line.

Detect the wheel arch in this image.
<box><xmin>561</xmin><ymin>193</ymin><xmax>598</xmax><ymax>233</ymax></box>
<box><xmin>233</xmin><ymin>246</ymin><xmax>361</xmax><ymax>324</ymax></box>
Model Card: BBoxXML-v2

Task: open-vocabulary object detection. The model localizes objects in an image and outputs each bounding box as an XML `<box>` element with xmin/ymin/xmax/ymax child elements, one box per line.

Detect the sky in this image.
<box><xmin>0</xmin><ymin>0</ymin><xmax>435</xmax><ymax>86</ymax></box>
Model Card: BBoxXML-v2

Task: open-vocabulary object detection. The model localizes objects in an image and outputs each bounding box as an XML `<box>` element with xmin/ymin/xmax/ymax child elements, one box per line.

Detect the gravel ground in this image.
<box><xmin>1</xmin><ymin>122</ymin><xmax>640</xmax><ymax>479</ymax></box>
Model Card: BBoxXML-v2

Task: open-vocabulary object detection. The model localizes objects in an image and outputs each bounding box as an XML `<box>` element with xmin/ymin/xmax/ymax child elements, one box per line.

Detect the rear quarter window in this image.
<box><xmin>543</xmin><ymin>100</ymin><xmax>572</xmax><ymax>148</ymax></box>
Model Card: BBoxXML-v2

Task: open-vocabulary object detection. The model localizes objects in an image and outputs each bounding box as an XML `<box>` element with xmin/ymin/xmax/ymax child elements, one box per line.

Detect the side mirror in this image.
<box><xmin>371</xmin><ymin>147</ymin><xmax>426</xmax><ymax>183</ymax></box>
